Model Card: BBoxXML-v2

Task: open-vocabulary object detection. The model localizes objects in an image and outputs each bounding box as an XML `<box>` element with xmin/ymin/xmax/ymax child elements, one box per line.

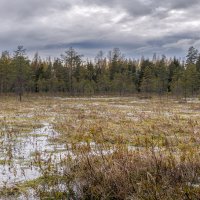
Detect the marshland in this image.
<box><xmin>0</xmin><ymin>45</ymin><xmax>200</xmax><ymax>199</ymax></box>
<box><xmin>1</xmin><ymin>0</ymin><xmax>200</xmax><ymax>198</ymax></box>
<box><xmin>0</xmin><ymin>95</ymin><xmax>199</xmax><ymax>199</ymax></box>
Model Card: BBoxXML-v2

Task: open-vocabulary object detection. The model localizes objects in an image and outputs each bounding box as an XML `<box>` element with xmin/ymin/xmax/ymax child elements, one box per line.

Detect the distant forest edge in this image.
<box><xmin>0</xmin><ymin>46</ymin><xmax>200</xmax><ymax>100</ymax></box>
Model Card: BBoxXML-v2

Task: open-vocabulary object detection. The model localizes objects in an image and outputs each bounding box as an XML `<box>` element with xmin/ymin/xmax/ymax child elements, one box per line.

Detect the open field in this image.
<box><xmin>0</xmin><ymin>95</ymin><xmax>200</xmax><ymax>199</ymax></box>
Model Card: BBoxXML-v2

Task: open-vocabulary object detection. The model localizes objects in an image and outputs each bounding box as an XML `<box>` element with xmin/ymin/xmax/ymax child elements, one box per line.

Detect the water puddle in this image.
<box><xmin>0</xmin><ymin>123</ymin><xmax>66</xmax><ymax>188</ymax></box>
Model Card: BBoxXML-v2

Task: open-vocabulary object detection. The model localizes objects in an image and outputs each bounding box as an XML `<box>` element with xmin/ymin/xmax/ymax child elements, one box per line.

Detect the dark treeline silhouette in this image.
<box><xmin>0</xmin><ymin>46</ymin><xmax>200</xmax><ymax>99</ymax></box>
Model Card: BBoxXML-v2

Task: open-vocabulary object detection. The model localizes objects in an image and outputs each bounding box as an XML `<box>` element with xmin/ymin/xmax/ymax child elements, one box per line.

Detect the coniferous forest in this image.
<box><xmin>1</xmin><ymin>46</ymin><xmax>200</xmax><ymax>98</ymax></box>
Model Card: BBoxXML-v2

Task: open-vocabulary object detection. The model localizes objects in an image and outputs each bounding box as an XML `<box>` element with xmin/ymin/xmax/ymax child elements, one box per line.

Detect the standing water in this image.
<box><xmin>0</xmin><ymin>122</ymin><xmax>67</xmax><ymax>188</ymax></box>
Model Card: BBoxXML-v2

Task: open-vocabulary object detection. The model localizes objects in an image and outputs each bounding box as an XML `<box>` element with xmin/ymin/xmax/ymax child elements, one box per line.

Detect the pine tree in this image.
<box><xmin>141</xmin><ymin>66</ymin><xmax>155</xmax><ymax>95</ymax></box>
<box><xmin>186</xmin><ymin>46</ymin><xmax>198</xmax><ymax>65</ymax></box>
<box><xmin>12</xmin><ymin>46</ymin><xmax>30</xmax><ymax>101</ymax></box>
<box><xmin>61</xmin><ymin>48</ymin><xmax>83</xmax><ymax>95</ymax></box>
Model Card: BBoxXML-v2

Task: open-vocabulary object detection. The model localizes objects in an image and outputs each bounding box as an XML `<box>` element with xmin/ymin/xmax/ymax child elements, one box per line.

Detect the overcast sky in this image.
<box><xmin>0</xmin><ymin>0</ymin><xmax>199</xmax><ymax>59</ymax></box>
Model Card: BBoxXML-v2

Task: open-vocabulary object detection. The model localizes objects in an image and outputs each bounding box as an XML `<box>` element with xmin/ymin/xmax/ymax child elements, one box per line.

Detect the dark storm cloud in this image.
<box><xmin>82</xmin><ymin>0</ymin><xmax>199</xmax><ymax>17</ymax></box>
<box><xmin>0</xmin><ymin>0</ymin><xmax>70</xmax><ymax>20</ymax></box>
<box><xmin>43</xmin><ymin>39</ymin><xmax>143</xmax><ymax>50</ymax></box>
<box><xmin>0</xmin><ymin>0</ymin><xmax>200</xmax><ymax>58</ymax></box>
<box><xmin>83</xmin><ymin>0</ymin><xmax>154</xmax><ymax>17</ymax></box>
<box><xmin>43</xmin><ymin>41</ymin><xmax>111</xmax><ymax>50</ymax></box>
<box><xmin>161</xmin><ymin>0</ymin><xmax>199</xmax><ymax>9</ymax></box>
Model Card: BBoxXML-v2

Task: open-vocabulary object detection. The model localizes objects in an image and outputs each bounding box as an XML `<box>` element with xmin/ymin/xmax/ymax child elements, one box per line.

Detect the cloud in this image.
<box><xmin>0</xmin><ymin>0</ymin><xmax>199</xmax><ymax>58</ymax></box>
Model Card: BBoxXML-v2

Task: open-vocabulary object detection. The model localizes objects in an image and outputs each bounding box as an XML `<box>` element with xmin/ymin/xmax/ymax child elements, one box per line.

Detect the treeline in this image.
<box><xmin>0</xmin><ymin>46</ymin><xmax>200</xmax><ymax>98</ymax></box>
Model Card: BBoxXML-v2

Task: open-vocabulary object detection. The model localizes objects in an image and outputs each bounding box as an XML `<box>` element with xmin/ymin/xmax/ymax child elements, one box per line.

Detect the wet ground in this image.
<box><xmin>0</xmin><ymin>123</ymin><xmax>67</xmax><ymax>188</ymax></box>
<box><xmin>0</xmin><ymin>96</ymin><xmax>199</xmax><ymax>199</ymax></box>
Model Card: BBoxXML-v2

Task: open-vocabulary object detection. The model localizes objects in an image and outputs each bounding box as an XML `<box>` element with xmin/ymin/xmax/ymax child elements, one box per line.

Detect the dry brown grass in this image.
<box><xmin>0</xmin><ymin>95</ymin><xmax>199</xmax><ymax>199</ymax></box>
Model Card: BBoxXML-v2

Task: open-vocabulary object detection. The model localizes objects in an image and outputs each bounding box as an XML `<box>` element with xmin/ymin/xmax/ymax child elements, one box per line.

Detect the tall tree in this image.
<box><xmin>61</xmin><ymin>47</ymin><xmax>83</xmax><ymax>95</ymax></box>
<box><xmin>186</xmin><ymin>46</ymin><xmax>198</xmax><ymax>65</ymax></box>
<box><xmin>141</xmin><ymin>65</ymin><xmax>155</xmax><ymax>94</ymax></box>
<box><xmin>0</xmin><ymin>51</ymin><xmax>12</xmax><ymax>93</ymax></box>
<box><xmin>12</xmin><ymin>46</ymin><xmax>30</xmax><ymax>101</ymax></box>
